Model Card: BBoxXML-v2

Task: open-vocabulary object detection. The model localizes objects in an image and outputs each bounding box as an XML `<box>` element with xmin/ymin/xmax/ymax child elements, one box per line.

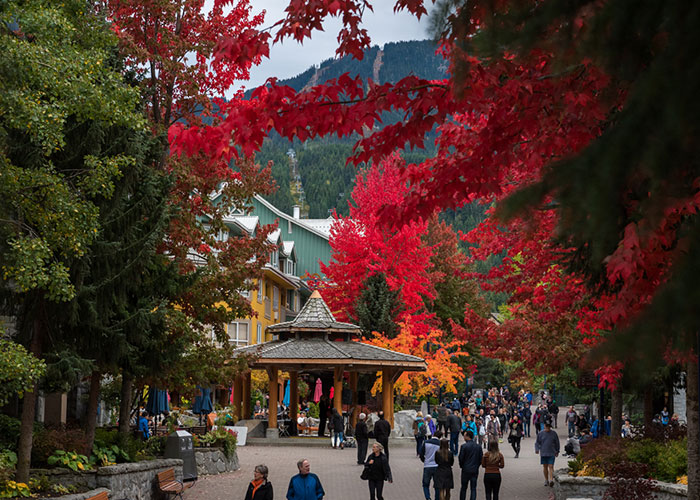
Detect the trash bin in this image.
<box><xmin>164</xmin><ymin>430</ymin><xmax>197</xmax><ymax>482</ymax></box>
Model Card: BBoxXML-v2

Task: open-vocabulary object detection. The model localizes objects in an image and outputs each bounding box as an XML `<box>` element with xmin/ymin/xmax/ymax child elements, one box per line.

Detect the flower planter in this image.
<box><xmin>554</xmin><ymin>470</ymin><xmax>688</xmax><ymax>500</ymax></box>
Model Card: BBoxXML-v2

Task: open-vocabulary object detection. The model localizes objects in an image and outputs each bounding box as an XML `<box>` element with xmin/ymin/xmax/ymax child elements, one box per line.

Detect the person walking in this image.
<box><xmin>507</xmin><ymin>415</ymin><xmax>523</xmax><ymax>458</ymax></box>
<box><xmin>245</xmin><ymin>464</ymin><xmax>274</xmax><ymax>500</ymax></box>
<box><xmin>420</xmin><ymin>430</ymin><xmax>442</xmax><ymax>500</ymax></box>
<box><xmin>534</xmin><ymin>422</ymin><xmax>560</xmax><ymax>487</ymax></box>
<box><xmin>374</xmin><ymin>411</ymin><xmax>392</xmax><ymax>461</ymax></box>
<box><xmin>522</xmin><ymin>405</ymin><xmax>532</xmax><ymax>437</ymax></box>
<box><xmin>447</xmin><ymin>410</ymin><xmax>462</xmax><ymax>456</ymax></box>
<box><xmin>356</xmin><ymin>412</ymin><xmax>369</xmax><ymax>465</ymax></box>
<box><xmin>414</xmin><ymin>412</ymin><xmax>428</xmax><ymax>457</ymax></box>
<box><xmin>435</xmin><ymin>439</ymin><xmax>454</xmax><ymax>500</ymax></box>
<box><xmin>458</xmin><ymin>430</ymin><xmax>482</xmax><ymax>500</ymax></box>
<box><xmin>486</xmin><ymin>410</ymin><xmax>500</xmax><ymax>448</ymax></box>
<box><xmin>286</xmin><ymin>459</ymin><xmax>325</xmax><ymax>500</ymax></box>
<box><xmin>318</xmin><ymin>396</ymin><xmax>329</xmax><ymax>437</ymax></box>
<box><xmin>481</xmin><ymin>440</ymin><xmax>505</xmax><ymax>500</ymax></box>
<box><xmin>425</xmin><ymin>414</ymin><xmax>436</xmax><ymax>437</ymax></box>
<box><xmin>330</xmin><ymin>408</ymin><xmax>344</xmax><ymax>449</ymax></box>
<box><xmin>437</xmin><ymin>403</ymin><xmax>448</xmax><ymax>434</ymax></box>
<box><xmin>565</xmin><ymin>406</ymin><xmax>577</xmax><ymax>437</ymax></box>
<box><xmin>363</xmin><ymin>442</ymin><xmax>392</xmax><ymax>500</ymax></box>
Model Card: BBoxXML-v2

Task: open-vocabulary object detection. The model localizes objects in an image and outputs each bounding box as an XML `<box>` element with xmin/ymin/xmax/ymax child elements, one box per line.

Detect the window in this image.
<box><xmin>218</xmin><ymin>229</ymin><xmax>229</xmax><ymax>242</ymax></box>
<box><xmin>272</xmin><ymin>286</ymin><xmax>279</xmax><ymax>312</ymax></box>
<box><xmin>227</xmin><ymin>322</ymin><xmax>249</xmax><ymax>347</ymax></box>
<box><xmin>269</xmin><ymin>249</ymin><xmax>279</xmax><ymax>268</ymax></box>
<box><xmin>257</xmin><ymin>279</ymin><xmax>263</xmax><ymax>303</ymax></box>
<box><xmin>257</xmin><ymin>323</ymin><xmax>262</xmax><ymax>344</ymax></box>
<box><xmin>285</xmin><ymin>259</ymin><xmax>295</xmax><ymax>275</ymax></box>
<box><xmin>287</xmin><ymin>290</ymin><xmax>294</xmax><ymax>311</ymax></box>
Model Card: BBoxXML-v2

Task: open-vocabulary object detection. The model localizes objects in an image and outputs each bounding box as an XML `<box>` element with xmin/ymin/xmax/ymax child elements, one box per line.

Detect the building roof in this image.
<box><xmin>233</xmin><ymin>337</ymin><xmax>426</xmax><ymax>370</ymax></box>
<box><xmin>267</xmin><ymin>290</ymin><xmax>360</xmax><ymax>333</ymax></box>
<box><xmin>298</xmin><ymin>218</ymin><xmax>334</xmax><ymax>238</ymax></box>
<box><xmin>233</xmin><ymin>290</ymin><xmax>426</xmax><ymax>371</ymax></box>
<box><xmin>224</xmin><ymin>215</ymin><xmax>259</xmax><ymax>235</ymax></box>
<box><xmin>255</xmin><ymin>195</ymin><xmax>332</xmax><ymax>241</ymax></box>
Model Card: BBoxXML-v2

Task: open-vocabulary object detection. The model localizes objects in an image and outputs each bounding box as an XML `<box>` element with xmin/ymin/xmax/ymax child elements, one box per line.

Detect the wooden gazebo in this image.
<box><xmin>231</xmin><ymin>290</ymin><xmax>426</xmax><ymax>437</ymax></box>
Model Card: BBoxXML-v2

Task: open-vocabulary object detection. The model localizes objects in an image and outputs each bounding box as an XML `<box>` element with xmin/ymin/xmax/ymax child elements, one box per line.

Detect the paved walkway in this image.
<box><xmin>184</xmin><ymin>427</ymin><xmax>568</xmax><ymax>500</ymax></box>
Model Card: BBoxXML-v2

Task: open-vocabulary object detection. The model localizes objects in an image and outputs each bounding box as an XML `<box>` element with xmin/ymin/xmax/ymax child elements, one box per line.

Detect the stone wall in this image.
<box><xmin>95</xmin><ymin>458</ymin><xmax>183</xmax><ymax>500</ymax></box>
<box><xmin>194</xmin><ymin>447</ymin><xmax>239</xmax><ymax>476</ymax></box>
<box><xmin>554</xmin><ymin>471</ymin><xmax>687</xmax><ymax>500</ymax></box>
<box><xmin>30</xmin><ymin>467</ymin><xmax>96</xmax><ymax>491</ymax></box>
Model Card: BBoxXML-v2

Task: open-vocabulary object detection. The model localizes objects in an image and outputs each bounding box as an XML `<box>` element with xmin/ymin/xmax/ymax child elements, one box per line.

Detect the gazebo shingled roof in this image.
<box><xmin>230</xmin><ymin>291</ymin><xmax>426</xmax><ymax>433</ymax></box>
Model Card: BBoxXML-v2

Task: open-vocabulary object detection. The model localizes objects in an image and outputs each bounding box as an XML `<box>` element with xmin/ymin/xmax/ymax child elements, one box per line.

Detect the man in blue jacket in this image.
<box><xmin>287</xmin><ymin>459</ymin><xmax>325</xmax><ymax>500</ymax></box>
<box><xmin>458</xmin><ymin>430</ymin><xmax>483</xmax><ymax>500</ymax></box>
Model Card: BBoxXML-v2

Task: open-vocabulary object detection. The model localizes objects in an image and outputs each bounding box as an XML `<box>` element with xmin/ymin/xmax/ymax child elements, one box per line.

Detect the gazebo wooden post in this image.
<box><xmin>233</xmin><ymin>375</ymin><xmax>243</xmax><ymax>421</ymax></box>
<box><xmin>382</xmin><ymin>367</ymin><xmax>395</xmax><ymax>427</ymax></box>
<box><xmin>289</xmin><ymin>371</ymin><xmax>299</xmax><ymax>430</ymax></box>
<box><xmin>350</xmin><ymin>371</ymin><xmax>359</xmax><ymax>428</ymax></box>
<box><xmin>267</xmin><ymin>367</ymin><xmax>279</xmax><ymax>437</ymax></box>
<box><xmin>333</xmin><ymin>366</ymin><xmax>343</xmax><ymax>414</ymax></box>
<box><xmin>242</xmin><ymin>371</ymin><xmax>251</xmax><ymax>419</ymax></box>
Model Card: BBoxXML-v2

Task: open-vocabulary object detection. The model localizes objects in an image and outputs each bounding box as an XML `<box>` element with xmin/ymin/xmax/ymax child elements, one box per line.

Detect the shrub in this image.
<box><xmin>627</xmin><ymin>437</ymin><xmax>687</xmax><ymax>482</ymax></box>
<box><xmin>603</xmin><ymin>462</ymin><xmax>655</xmax><ymax>500</ymax></box>
<box><xmin>47</xmin><ymin>450</ymin><xmax>91</xmax><ymax>472</ymax></box>
<box><xmin>0</xmin><ymin>416</ymin><xmax>20</xmax><ymax>452</ymax></box>
<box><xmin>94</xmin><ymin>428</ymin><xmax>144</xmax><ymax>461</ymax></box>
<box><xmin>198</xmin><ymin>428</ymin><xmax>237</xmax><ymax>458</ymax></box>
<box><xmin>307</xmin><ymin>402</ymin><xmax>319</xmax><ymax>419</ymax></box>
<box><xmin>579</xmin><ymin>438</ymin><xmax>629</xmax><ymax>475</ymax></box>
<box><xmin>31</xmin><ymin>427</ymin><xmax>89</xmax><ymax>466</ymax></box>
<box><xmin>0</xmin><ymin>480</ymin><xmax>30</xmax><ymax>498</ymax></box>
<box><xmin>0</xmin><ymin>450</ymin><xmax>17</xmax><ymax>484</ymax></box>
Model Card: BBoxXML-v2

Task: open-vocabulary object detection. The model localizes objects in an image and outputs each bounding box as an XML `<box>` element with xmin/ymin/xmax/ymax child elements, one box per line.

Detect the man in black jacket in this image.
<box><xmin>374</xmin><ymin>411</ymin><xmax>392</xmax><ymax>461</ymax></box>
<box><xmin>355</xmin><ymin>412</ymin><xmax>369</xmax><ymax>465</ymax></box>
<box><xmin>447</xmin><ymin>410</ymin><xmax>462</xmax><ymax>456</ymax></box>
<box><xmin>458</xmin><ymin>430</ymin><xmax>483</xmax><ymax>500</ymax></box>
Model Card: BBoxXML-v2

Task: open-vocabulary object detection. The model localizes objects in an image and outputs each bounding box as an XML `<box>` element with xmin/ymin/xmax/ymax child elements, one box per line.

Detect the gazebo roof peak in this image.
<box><xmin>268</xmin><ymin>289</ymin><xmax>360</xmax><ymax>334</ymax></box>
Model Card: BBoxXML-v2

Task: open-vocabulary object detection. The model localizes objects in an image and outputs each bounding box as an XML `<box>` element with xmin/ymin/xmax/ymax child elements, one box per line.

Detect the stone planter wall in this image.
<box><xmin>554</xmin><ymin>471</ymin><xmax>687</xmax><ymax>500</ymax></box>
<box><xmin>30</xmin><ymin>467</ymin><xmax>97</xmax><ymax>491</ymax></box>
<box><xmin>95</xmin><ymin>458</ymin><xmax>183</xmax><ymax>500</ymax></box>
<box><xmin>194</xmin><ymin>447</ymin><xmax>239</xmax><ymax>476</ymax></box>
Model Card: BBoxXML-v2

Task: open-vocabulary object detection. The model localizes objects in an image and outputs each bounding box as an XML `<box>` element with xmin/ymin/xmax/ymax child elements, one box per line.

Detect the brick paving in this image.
<box><xmin>183</xmin><ymin>427</ymin><xmax>568</xmax><ymax>500</ymax></box>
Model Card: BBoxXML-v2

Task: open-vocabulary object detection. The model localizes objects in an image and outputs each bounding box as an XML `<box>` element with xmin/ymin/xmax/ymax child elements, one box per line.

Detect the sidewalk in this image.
<box><xmin>184</xmin><ymin>426</ymin><xmax>568</xmax><ymax>500</ymax></box>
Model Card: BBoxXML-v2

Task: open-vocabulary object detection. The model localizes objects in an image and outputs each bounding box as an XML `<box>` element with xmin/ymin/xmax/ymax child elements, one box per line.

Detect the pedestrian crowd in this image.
<box><xmin>241</xmin><ymin>387</ymin><xmax>568</xmax><ymax>500</ymax></box>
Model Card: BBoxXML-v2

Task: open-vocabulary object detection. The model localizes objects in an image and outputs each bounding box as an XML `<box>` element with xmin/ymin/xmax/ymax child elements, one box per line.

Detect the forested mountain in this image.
<box><xmin>251</xmin><ymin>40</ymin><xmax>486</xmax><ymax>237</ymax></box>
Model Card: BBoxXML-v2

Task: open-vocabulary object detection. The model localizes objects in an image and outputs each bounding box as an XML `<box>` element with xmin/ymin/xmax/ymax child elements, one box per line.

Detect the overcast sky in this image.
<box><xmin>235</xmin><ymin>1</ymin><xmax>432</xmax><ymax>90</ymax></box>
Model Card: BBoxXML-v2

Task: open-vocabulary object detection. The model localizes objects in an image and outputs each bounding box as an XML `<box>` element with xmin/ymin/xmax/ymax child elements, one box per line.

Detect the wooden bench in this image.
<box><xmin>86</xmin><ymin>491</ymin><xmax>109</xmax><ymax>500</ymax></box>
<box><xmin>157</xmin><ymin>468</ymin><xmax>194</xmax><ymax>500</ymax></box>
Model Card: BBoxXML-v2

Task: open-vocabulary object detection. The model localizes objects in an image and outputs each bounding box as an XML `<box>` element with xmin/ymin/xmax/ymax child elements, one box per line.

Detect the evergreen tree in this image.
<box><xmin>352</xmin><ymin>273</ymin><xmax>402</xmax><ymax>339</ymax></box>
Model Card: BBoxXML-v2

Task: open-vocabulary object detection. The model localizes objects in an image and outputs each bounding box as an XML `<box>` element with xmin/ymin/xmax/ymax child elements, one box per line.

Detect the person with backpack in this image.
<box><xmin>414</xmin><ymin>412</ymin><xmax>428</xmax><ymax>457</ymax></box>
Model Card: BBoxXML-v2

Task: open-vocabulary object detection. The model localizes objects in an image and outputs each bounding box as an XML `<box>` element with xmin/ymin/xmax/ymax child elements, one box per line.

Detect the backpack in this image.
<box><xmin>418</xmin><ymin>421</ymin><xmax>427</xmax><ymax>437</ymax></box>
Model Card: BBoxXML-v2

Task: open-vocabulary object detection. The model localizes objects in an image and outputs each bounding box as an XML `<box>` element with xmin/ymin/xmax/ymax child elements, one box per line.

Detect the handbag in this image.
<box><xmin>360</xmin><ymin>466</ymin><xmax>370</xmax><ymax>480</ymax></box>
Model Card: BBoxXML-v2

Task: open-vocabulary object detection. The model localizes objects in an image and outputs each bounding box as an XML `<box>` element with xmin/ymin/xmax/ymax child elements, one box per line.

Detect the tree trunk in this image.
<box><xmin>687</xmin><ymin>357</ymin><xmax>699</xmax><ymax>500</ymax></box>
<box><xmin>117</xmin><ymin>372</ymin><xmax>133</xmax><ymax>446</ymax></box>
<box><xmin>611</xmin><ymin>387</ymin><xmax>623</xmax><ymax>438</ymax></box>
<box><xmin>83</xmin><ymin>369</ymin><xmax>102</xmax><ymax>455</ymax></box>
<box><xmin>643</xmin><ymin>385</ymin><xmax>654</xmax><ymax>434</ymax></box>
<box><xmin>16</xmin><ymin>316</ymin><xmax>43</xmax><ymax>483</ymax></box>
